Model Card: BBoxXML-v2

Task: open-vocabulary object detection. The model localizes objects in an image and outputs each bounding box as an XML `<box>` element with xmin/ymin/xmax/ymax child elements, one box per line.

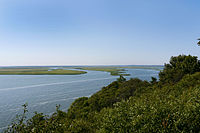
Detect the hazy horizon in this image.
<box><xmin>0</xmin><ymin>64</ymin><xmax>164</xmax><ymax>67</ymax></box>
<box><xmin>0</xmin><ymin>0</ymin><xmax>199</xmax><ymax>66</ymax></box>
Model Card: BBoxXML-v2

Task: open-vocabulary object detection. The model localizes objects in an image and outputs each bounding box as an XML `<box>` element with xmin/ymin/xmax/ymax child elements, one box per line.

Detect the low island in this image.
<box><xmin>0</xmin><ymin>66</ymin><xmax>162</xmax><ymax>76</ymax></box>
<box><xmin>75</xmin><ymin>67</ymin><xmax>130</xmax><ymax>76</ymax></box>
<box><xmin>74</xmin><ymin>66</ymin><xmax>163</xmax><ymax>76</ymax></box>
<box><xmin>0</xmin><ymin>68</ymin><xmax>87</xmax><ymax>75</ymax></box>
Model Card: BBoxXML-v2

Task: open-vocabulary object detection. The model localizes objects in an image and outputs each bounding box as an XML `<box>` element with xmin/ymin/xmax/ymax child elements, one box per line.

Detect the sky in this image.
<box><xmin>0</xmin><ymin>0</ymin><xmax>199</xmax><ymax>66</ymax></box>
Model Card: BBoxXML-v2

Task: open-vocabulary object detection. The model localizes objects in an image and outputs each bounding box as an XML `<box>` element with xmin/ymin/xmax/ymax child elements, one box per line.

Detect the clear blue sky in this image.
<box><xmin>0</xmin><ymin>0</ymin><xmax>199</xmax><ymax>66</ymax></box>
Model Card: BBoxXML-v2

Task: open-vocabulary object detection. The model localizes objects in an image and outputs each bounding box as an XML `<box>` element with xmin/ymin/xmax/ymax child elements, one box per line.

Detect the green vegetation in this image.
<box><xmin>4</xmin><ymin>55</ymin><xmax>200</xmax><ymax>132</ymax></box>
<box><xmin>0</xmin><ymin>65</ymin><xmax>162</xmax><ymax>76</ymax></box>
<box><xmin>120</xmin><ymin>66</ymin><xmax>163</xmax><ymax>71</ymax></box>
<box><xmin>0</xmin><ymin>68</ymin><xmax>87</xmax><ymax>75</ymax></box>
<box><xmin>76</xmin><ymin>67</ymin><xmax>130</xmax><ymax>76</ymax></box>
<box><xmin>74</xmin><ymin>65</ymin><xmax>163</xmax><ymax>76</ymax></box>
<box><xmin>159</xmin><ymin>55</ymin><xmax>200</xmax><ymax>84</ymax></box>
<box><xmin>98</xmin><ymin>73</ymin><xmax>200</xmax><ymax>132</ymax></box>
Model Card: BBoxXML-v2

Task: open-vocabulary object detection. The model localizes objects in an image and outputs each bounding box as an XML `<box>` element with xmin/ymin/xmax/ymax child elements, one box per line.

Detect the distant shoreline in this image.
<box><xmin>0</xmin><ymin>66</ymin><xmax>163</xmax><ymax>75</ymax></box>
<box><xmin>0</xmin><ymin>68</ymin><xmax>87</xmax><ymax>75</ymax></box>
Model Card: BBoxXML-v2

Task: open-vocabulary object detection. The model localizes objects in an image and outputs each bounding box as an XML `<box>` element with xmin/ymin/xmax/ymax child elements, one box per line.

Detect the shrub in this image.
<box><xmin>159</xmin><ymin>55</ymin><xmax>200</xmax><ymax>84</ymax></box>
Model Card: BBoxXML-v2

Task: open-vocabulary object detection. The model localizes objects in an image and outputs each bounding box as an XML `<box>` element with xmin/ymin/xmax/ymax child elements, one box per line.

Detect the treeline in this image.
<box><xmin>5</xmin><ymin>55</ymin><xmax>200</xmax><ymax>133</ymax></box>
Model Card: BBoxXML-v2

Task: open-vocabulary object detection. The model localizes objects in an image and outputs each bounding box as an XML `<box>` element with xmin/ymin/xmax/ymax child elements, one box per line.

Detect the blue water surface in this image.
<box><xmin>0</xmin><ymin>68</ymin><xmax>160</xmax><ymax>130</ymax></box>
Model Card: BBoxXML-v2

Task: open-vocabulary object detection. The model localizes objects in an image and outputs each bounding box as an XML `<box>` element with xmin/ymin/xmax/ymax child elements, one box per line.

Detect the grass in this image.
<box><xmin>0</xmin><ymin>66</ymin><xmax>162</xmax><ymax>76</ymax></box>
<box><xmin>74</xmin><ymin>66</ymin><xmax>163</xmax><ymax>76</ymax></box>
<box><xmin>0</xmin><ymin>68</ymin><xmax>87</xmax><ymax>75</ymax></box>
<box><xmin>119</xmin><ymin>66</ymin><xmax>163</xmax><ymax>71</ymax></box>
<box><xmin>75</xmin><ymin>67</ymin><xmax>130</xmax><ymax>76</ymax></box>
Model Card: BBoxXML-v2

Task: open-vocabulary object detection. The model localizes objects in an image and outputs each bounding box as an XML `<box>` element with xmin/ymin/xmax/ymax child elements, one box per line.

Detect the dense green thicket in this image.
<box><xmin>5</xmin><ymin>55</ymin><xmax>200</xmax><ymax>133</ymax></box>
<box><xmin>159</xmin><ymin>55</ymin><xmax>200</xmax><ymax>84</ymax></box>
<box><xmin>67</xmin><ymin>77</ymin><xmax>150</xmax><ymax>119</ymax></box>
<box><xmin>98</xmin><ymin>72</ymin><xmax>200</xmax><ymax>132</ymax></box>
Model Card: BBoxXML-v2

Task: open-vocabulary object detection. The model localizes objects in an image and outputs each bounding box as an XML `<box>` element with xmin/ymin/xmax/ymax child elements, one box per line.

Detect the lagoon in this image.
<box><xmin>0</xmin><ymin>68</ymin><xmax>160</xmax><ymax>130</ymax></box>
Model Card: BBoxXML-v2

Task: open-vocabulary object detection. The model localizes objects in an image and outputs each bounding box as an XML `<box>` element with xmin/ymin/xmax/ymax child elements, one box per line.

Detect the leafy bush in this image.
<box><xmin>159</xmin><ymin>55</ymin><xmax>200</xmax><ymax>84</ymax></box>
<box><xmin>98</xmin><ymin>73</ymin><xmax>200</xmax><ymax>132</ymax></box>
<box><xmin>5</xmin><ymin>105</ymin><xmax>68</xmax><ymax>133</ymax></box>
<box><xmin>67</xmin><ymin>78</ymin><xmax>150</xmax><ymax>120</ymax></box>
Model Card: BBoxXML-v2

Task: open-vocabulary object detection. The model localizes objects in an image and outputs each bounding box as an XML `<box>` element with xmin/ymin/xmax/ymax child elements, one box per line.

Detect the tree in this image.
<box><xmin>159</xmin><ymin>55</ymin><xmax>200</xmax><ymax>84</ymax></box>
<box><xmin>150</xmin><ymin>77</ymin><xmax>157</xmax><ymax>84</ymax></box>
<box><xmin>198</xmin><ymin>38</ymin><xmax>200</xmax><ymax>46</ymax></box>
<box><xmin>117</xmin><ymin>75</ymin><xmax>126</xmax><ymax>82</ymax></box>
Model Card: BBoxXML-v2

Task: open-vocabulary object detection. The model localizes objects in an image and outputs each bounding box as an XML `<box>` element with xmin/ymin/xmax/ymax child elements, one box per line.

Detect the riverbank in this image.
<box><xmin>74</xmin><ymin>67</ymin><xmax>130</xmax><ymax>76</ymax></box>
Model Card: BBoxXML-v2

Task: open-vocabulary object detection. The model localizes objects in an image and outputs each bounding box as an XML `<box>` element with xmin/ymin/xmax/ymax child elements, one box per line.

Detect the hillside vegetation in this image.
<box><xmin>5</xmin><ymin>55</ymin><xmax>200</xmax><ymax>133</ymax></box>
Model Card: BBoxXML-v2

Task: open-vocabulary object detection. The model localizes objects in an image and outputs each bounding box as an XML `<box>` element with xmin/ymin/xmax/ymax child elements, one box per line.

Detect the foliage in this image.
<box><xmin>117</xmin><ymin>75</ymin><xmax>126</xmax><ymax>82</ymax></box>
<box><xmin>67</xmin><ymin>77</ymin><xmax>150</xmax><ymax>120</ymax></box>
<box><xmin>150</xmin><ymin>77</ymin><xmax>157</xmax><ymax>84</ymax></box>
<box><xmin>4</xmin><ymin>55</ymin><xmax>200</xmax><ymax>133</ymax></box>
<box><xmin>68</xmin><ymin>119</ymin><xmax>94</xmax><ymax>133</ymax></box>
<box><xmin>5</xmin><ymin>103</ymin><xmax>28</xmax><ymax>133</ymax></box>
<box><xmin>5</xmin><ymin>105</ymin><xmax>68</xmax><ymax>133</ymax></box>
<box><xmin>67</xmin><ymin>97</ymin><xmax>89</xmax><ymax>120</ymax></box>
<box><xmin>159</xmin><ymin>55</ymin><xmax>200</xmax><ymax>84</ymax></box>
<box><xmin>98</xmin><ymin>72</ymin><xmax>200</xmax><ymax>132</ymax></box>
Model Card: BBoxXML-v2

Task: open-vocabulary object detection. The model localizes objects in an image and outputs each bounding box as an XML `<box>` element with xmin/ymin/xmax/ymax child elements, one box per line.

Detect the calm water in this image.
<box><xmin>0</xmin><ymin>68</ymin><xmax>160</xmax><ymax>130</ymax></box>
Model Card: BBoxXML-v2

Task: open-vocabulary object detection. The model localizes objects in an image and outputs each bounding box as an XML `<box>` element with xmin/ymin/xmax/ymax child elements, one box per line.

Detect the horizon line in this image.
<box><xmin>0</xmin><ymin>64</ymin><xmax>164</xmax><ymax>67</ymax></box>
